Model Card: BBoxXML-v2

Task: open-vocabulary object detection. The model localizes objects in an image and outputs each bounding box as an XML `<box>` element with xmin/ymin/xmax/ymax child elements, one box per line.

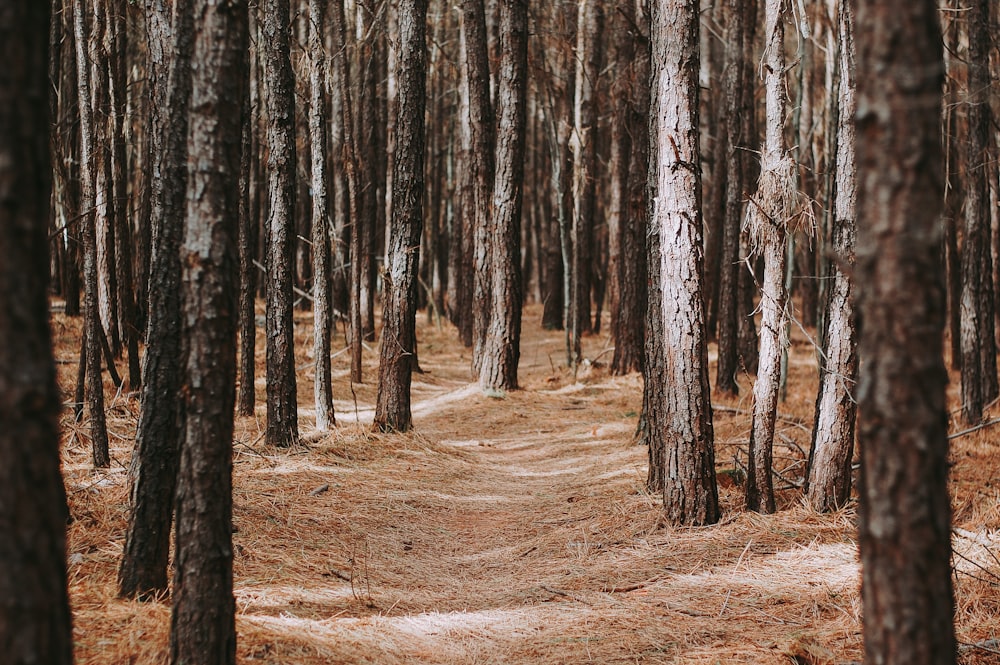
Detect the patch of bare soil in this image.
<box><xmin>54</xmin><ymin>305</ymin><xmax>1000</xmax><ymax>664</ymax></box>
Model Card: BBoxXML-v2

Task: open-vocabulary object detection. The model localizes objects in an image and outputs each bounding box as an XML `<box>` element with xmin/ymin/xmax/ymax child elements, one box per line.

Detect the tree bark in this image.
<box><xmin>807</xmin><ymin>0</ymin><xmax>858</xmax><ymax>512</ymax></box>
<box><xmin>647</xmin><ymin>0</ymin><xmax>719</xmax><ymax>526</ymax></box>
<box><xmin>958</xmin><ymin>0</ymin><xmax>997</xmax><ymax>425</ymax></box>
<box><xmin>464</xmin><ymin>0</ymin><xmax>495</xmax><ymax>376</ymax></box>
<box><xmin>715</xmin><ymin>0</ymin><xmax>752</xmax><ymax>394</ymax></box>
<box><xmin>52</xmin><ymin>0</ymin><xmax>82</xmax><ymax>318</ymax></box>
<box><xmin>374</xmin><ymin>0</ymin><xmax>427</xmax><ymax>432</ymax></box>
<box><xmin>355</xmin><ymin>5</ymin><xmax>378</xmax><ymax>344</ymax></box>
<box><xmin>568</xmin><ymin>0</ymin><xmax>602</xmax><ymax>364</ymax></box>
<box><xmin>0</xmin><ymin>3</ymin><xmax>75</xmax><ymax>661</ymax></box>
<box><xmin>89</xmin><ymin>0</ymin><xmax>121</xmax><ymax>358</ymax></box>
<box><xmin>74</xmin><ymin>0</ymin><xmax>111</xmax><ymax>469</ymax></box>
<box><xmin>736</xmin><ymin>0</ymin><xmax>759</xmax><ymax>376</ymax></box>
<box><xmin>478</xmin><ymin>0</ymin><xmax>527</xmax><ymax>393</ymax></box>
<box><xmin>236</xmin><ymin>7</ymin><xmax>258</xmax><ymax>418</ymax></box>
<box><xmin>452</xmin><ymin>19</ymin><xmax>472</xmax><ymax>344</ymax></box>
<box><xmin>745</xmin><ymin>0</ymin><xmax>792</xmax><ymax>514</ymax></box>
<box><xmin>855</xmin><ymin>1</ymin><xmax>956</xmax><ymax>662</ymax></box>
<box><xmin>610</xmin><ymin>0</ymin><xmax>648</xmax><ymax>377</ymax></box>
<box><xmin>536</xmin><ymin>4</ymin><xmax>575</xmax><ymax>336</ymax></box>
<box><xmin>261</xmin><ymin>0</ymin><xmax>299</xmax><ymax>447</ymax></box>
<box><xmin>169</xmin><ymin>2</ymin><xmax>246</xmax><ymax>662</ymax></box>
<box><xmin>327</xmin><ymin>11</ymin><xmax>349</xmax><ymax>321</ymax></box>
<box><xmin>118</xmin><ymin>0</ymin><xmax>193</xmax><ymax>599</ymax></box>
<box><xmin>330</xmin><ymin>0</ymin><xmax>364</xmax><ymax>384</ymax></box>
<box><xmin>309</xmin><ymin>0</ymin><xmax>334</xmax><ymax>431</ymax></box>
<box><xmin>108</xmin><ymin>0</ymin><xmax>140</xmax><ymax>390</ymax></box>
<box><xmin>941</xmin><ymin>0</ymin><xmax>963</xmax><ymax>373</ymax></box>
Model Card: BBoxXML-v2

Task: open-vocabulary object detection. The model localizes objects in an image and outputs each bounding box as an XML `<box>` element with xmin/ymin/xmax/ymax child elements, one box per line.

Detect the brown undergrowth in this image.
<box><xmin>51</xmin><ymin>304</ymin><xmax>1000</xmax><ymax>664</ymax></box>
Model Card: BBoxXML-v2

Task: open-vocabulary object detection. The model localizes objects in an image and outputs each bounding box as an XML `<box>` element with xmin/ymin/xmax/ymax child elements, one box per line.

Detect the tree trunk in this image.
<box><xmin>118</xmin><ymin>0</ymin><xmax>193</xmax><ymax>599</ymax></box>
<box><xmin>169</xmin><ymin>3</ymin><xmax>245</xmax><ymax>662</ymax></box>
<box><xmin>703</xmin><ymin>4</ymin><xmax>727</xmax><ymax>343</ymax></box>
<box><xmin>331</xmin><ymin>0</ymin><xmax>364</xmax><ymax>384</ymax></box>
<box><xmin>89</xmin><ymin>0</ymin><xmax>121</xmax><ymax>359</ymax></box>
<box><xmin>327</xmin><ymin>11</ymin><xmax>349</xmax><ymax>321</ymax></box>
<box><xmin>0</xmin><ymin>3</ymin><xmax>75</xmax><ymax>660</ymax></box>
<box><xmin>478</xmin><ymin>0</ymin><xmax>527</xmax><ymax>393</ymax></box>
<box><xmin>108</xmin><ymin>0</ymin><xmax>140</xmax><ymax>390</ymax></box>
<box><xmin>610</xmin><ymin>0</ymin><xmax>648</xmax><ymax>377</ymax></box>
<box><xmin>355</xmin><ymin>5</ymin><xmax>378</xmax><ymax>343</ymax></box>
<box><xmin>807</xmin><ymin>0</ymin><xmax>858</xmax><ymax>512</ymax></box>
<box><xmin>237</xmin><ymin>7</ymin><xmax>258</xmax><ymax>418</ymax></box>
<box><xmin>736</xmin><ymin>0</ymin><xmax>759</xmax><ymax>376</ymax></box>
<box><xmin>452</xmin><ymin>18</ymin><xmax>472</xmax><ymax>345</ymax></box>
<box><xmin>74</xmin><ymin>0</ymin><xmax>111</xmax><ymax>469</ymax></box>
<box><xmin>536</xmin><ymin>5</ymin><xmax>575</xmax><ymax>336</ymax></box>
<box><xmin>603</xmin><ymin>14</ymin><xmax>622</xmax><ymax>336</ymax></box>
<box><xmin>647</xmin><ymin>0</ymin><xmax>719</xmax><ymax>526</ymax></box>
<box><xmin>941</xmin><ymin>0</ymin><xmax>963</xmax><ymax>373</ymax></box>
<box><xmin>52</xmin><ymin>0</ymin><xmax>82</xmax><ymax>317</ymax></box>
<box><xmin>715</xmin><ymin>0</ymin><xmax>752</xmax><ymax>394</ymax></box>
<box><xmin>309</xmin><ymin>0</ymin><xmax>334</xmax><ymax>431</ymax></box>
<box><xmin>855</xmin><ymin>1</ymin><xmax>956</xmax><ymax>662</ymax></box>
<box><xmin>262</xmin><ymin>0</ymin><xmax>299</xmax><ymax>448</ymax></box>
<box><xmin>745</xmin><ymin>0</ymin><xmax>793</xmax><ymax>514</ymax></box>
<box><xmin>464</xmin><ymin>0</ymin><xmax>495</xmax><ymax>376</ymax></box>
<box><xmin>958</xmin><ymin>0</ymin><xmax>997</xmax><ymax>425</ymax></box>
<box><xmin>374</xmin><ymin>0</ymin><xmax>427</xmax><ymax>432</ymax></box>
<box><xmin>568</xmin><ymin>0</ymin><xmax>601</xmax><ymax>364</ymax></box>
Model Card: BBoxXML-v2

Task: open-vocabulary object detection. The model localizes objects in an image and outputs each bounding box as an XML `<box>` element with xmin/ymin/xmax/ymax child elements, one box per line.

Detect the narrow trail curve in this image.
<box><xmin>230</xmin><ymin>359</ymin><xmax>859</xmax><ymax>664</ymax></box>
<box><xmin>233</xmin><ymin>364</ymin><xmax>680</xmax><ymax>663</ymax></box>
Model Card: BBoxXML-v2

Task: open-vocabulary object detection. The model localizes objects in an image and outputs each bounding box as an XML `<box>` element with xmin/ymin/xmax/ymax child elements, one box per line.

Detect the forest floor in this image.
<box><xmin>54</xmin><ymin>303</ymin><xmax>1000</xmax><ymax>664</ymax></box>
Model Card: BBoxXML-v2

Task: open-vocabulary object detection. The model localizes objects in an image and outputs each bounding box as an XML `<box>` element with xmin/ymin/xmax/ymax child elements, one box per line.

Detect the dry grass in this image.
<box><xmin>51</xmin><ymin>303</ymin><xmax>1000</xmax><ymax>664</ymax></box>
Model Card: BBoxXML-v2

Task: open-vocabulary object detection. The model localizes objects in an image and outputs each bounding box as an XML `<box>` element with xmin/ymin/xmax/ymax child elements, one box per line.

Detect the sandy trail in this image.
<box><xmin>221</xmin><ymin>344</ymin><xmax>862</xmax><ymax>664</ymax></box>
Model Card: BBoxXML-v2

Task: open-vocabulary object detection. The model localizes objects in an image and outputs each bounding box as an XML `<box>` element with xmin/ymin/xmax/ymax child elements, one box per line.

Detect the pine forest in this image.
<box><xmin>3</xmin><ymin>0</ymin><xmax>1000</xmax><ymax>663</ymax></box>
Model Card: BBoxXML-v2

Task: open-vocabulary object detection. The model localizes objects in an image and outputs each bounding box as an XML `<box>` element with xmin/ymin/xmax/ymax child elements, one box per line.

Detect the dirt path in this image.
<box><xmin>70</xmin><ymin>307</ymin><xmax>1000</xmax><ymax>664</ymax></box>
<box><xmin>219</xmin><ymin>362</ymin><xmax>864</xmax><ymax>665</ymax></box>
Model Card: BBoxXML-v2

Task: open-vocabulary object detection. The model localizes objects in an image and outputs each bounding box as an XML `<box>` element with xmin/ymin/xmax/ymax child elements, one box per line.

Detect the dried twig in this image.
<box><xmin>948</xmin><ymin>417</ymin><xmax>1000</xmax><ymax>441</ymax></box>
<box><xmin>540</xmin><ymin>585</ymin><xmax>592</xmax><ymax>606</ymax></box>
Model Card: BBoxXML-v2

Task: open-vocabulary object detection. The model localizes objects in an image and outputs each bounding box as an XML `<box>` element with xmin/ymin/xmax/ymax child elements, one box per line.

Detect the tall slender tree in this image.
<box><xmin>119</xmin><ymin>0</ymin><xmax>194</xmax><ymax>599</ymax></box>
<box><xmin>855</xmin><ymin>0</ymin><xmax>956</xmax><ymax>661</ymax></box>
<box><xmin>327</xmin><ymin>8</ymin><xmax>350</xmax><ymax>321</ymax></box>
<box><xmin>374</xmin><ymin>0</ymin><xmax>428</xmax><ymax>432</ymax></box>
<box><xmin>568</xmin><ymin>0</ymin><xmax>601</xmax><ymax>364</ymax></box>
<box><xmin>464</xmin><ymin>0</ymin><xmax>495</xmax><ymax>375</ymax></box>
<box><xmin>330</xmin><ymin>0</ymin><xmax>363</xmax><ymax>384</ymax></box>
<box><xmin>715</xmin><ymin>0</ymin><xmax>753</xmax><ymax>395</ymax></box>
<box><xmin>479</xmin><ymin>0</ymin><xmax>528</xmax><ymax>393</ymax></box>
<box><xmin>169</xmin><ymin>0</ymin><xmax>246</xmax><ymax>661</ymax></box>
<box><xmin>736</xmin><ymin>0</ymin><xmax>760</xmax><ymax>376</ymax></box>
<box><xmin>647</xmin><ymin>0</ymin><xmax>719</xmax><ymax>525</ymax></box>
<box><xmin>74</xmin><ymin>0</ymin><xmax>111</xmax><ymax>468</ymax></box>
<box><xmin>0</xmin><ymin>2</ymin><xmax>75</xmax><ymax>660</ymax></box>
<box><xmin>354</xmin><ymin>3</ymin><xmax>379</xmax><ymax>344</ymax></box>
<box><xmin>745</xmin><ymin>0</ymin><xmax>795</xmax><ymax>514</ymax></box>
<box><xmin>261</xmin><ymin>0</ymin><xmax>299</xmax><ymax>448</ymax></box>
<box><xmin>108</xmin><ymin>0</ymin><xmax>140</xmax><ymax>390</ymax></box>
<box><xmin>807</xmin><ymin>0</ymin><xmax>858</xmax><ymax>512</ymax></box>
<box><xmin>535</xmin><ymin>3</ymin><xmax>575</xmax><ymax>336</ymax></box>
<box><xmin>609</xmin><ymin>0</ymin><xmax>648</xmax><ymax>377</ymax></box>
<box><xmin>236</xmin><ymin>7</ymin><xmax>258</xmax><ymax>418</ymax></box>
<box><xmin>51</xmin><ymin>0</ymin><xmax>83</xmax><ymax>318</ymax></box>
<box><xmin>89</xmin><ymin>0</ymin><xmax>120</xmax><ymax>358</ymax></box>
<box><xmin>958</xmin><ymin>0</ymin><xmax>997</xmax><ymax>425</ymax></box>
<box><xmin>309</xmin><ymin>0</ymin><xmax>334</xmax><ymax>431</ymax></box>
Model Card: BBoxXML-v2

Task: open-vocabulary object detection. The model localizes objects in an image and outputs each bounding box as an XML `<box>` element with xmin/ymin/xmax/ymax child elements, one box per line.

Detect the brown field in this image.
<box><xmin>54</xmin><ymin>303</ymin><xmax>1000</xmax><ymax>664</ymax></box>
